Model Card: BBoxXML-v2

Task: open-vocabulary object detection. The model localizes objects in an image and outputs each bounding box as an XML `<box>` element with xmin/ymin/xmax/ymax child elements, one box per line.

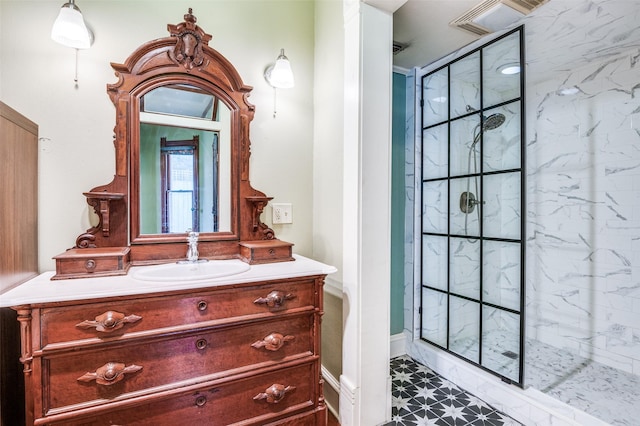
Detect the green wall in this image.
<box><xmin>139</xmin><ymin>123</ymin><xmax>216</xmax><ymax>234</ymax></box>
<box><xmin>390</xmin><ymin>72</ymin><xmax>406</xmax><ymax>335</ymax></box>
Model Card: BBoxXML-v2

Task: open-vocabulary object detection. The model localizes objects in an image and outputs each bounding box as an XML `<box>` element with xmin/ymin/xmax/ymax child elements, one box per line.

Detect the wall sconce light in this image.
<box><xmin>51</xmin><ymin>0</ymin><xmax>93</xmax><ymax>86</ymax></box>
<box><xmin>265</xmin><ymin>49</ymin><xmax>295</xmax><ymax>89</ymax></box>
<box><xmin>264</xmin><ymin>49</ymin><xmax>294</xmax><ymax>117</ymax></box>
<box><xmin>51</xmin><ymin>0</ymin><xmax>93</xmax><ymax>49</ymax></box>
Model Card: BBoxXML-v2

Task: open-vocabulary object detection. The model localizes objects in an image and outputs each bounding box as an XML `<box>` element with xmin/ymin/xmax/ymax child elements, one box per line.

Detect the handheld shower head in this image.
<box><xmin>466</xmin><ymin>105</ymin><xmax>506</xmax><ymax>130</ymax></box>
<box><xmin>471</xmin><ymin>113</ymin><xmax>506</xmax><ymax>148</ymax></box>
<box><xmin>483</xmin><ymin>113</ymin><xmax>505</xmax><ymax>131</ymax></box>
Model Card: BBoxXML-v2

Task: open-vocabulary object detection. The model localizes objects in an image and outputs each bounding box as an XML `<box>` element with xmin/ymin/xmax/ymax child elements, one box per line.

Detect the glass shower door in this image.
<box><xmin>419</xmin><ymin>27</ymin><xmax>525</xmax><ymax>385</ymax></box>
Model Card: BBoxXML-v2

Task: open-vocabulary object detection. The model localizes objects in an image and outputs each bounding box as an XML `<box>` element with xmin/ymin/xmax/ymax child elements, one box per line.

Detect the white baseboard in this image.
<box><xmin>338</xmin><ymin>374</ymin><xmax>358</xmax><ymax>426</ymax></box>
<box><xmin>323</xmin><ymin>276</ymin><xmax>343</xmax><ymax>298</ymax></box>
<box><xmin>321</xmin><ymin>365</ymin><xmax>340</xmax><ymax>418</ymax></box>
<box><xmin>390</xmin><ymin>331</ymin><xmax>408</xmax><ymax>358</ymax></box>
<box><xmin>322</xmin><ymin>365</ymin><xmax>341</xmax><ymax>394</ymax></box>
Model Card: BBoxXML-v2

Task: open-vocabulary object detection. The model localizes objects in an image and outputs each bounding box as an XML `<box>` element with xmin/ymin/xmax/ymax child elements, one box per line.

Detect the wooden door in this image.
<box><xmin>0</xmin><ymin>101</ymin><xmax>38</xmax><ymax>426</ymax></box>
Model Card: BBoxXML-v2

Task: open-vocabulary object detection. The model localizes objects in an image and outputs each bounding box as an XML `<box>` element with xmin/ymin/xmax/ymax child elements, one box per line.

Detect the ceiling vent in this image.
<box><xmin>393</xmin><ymin>41</ymin><xmax>408</xmax><ymax>55</ymax></box>
<box><xmin>450</xmin><ymin>0</ymin><xmax>549</xmax><ymax>36</ymax></box>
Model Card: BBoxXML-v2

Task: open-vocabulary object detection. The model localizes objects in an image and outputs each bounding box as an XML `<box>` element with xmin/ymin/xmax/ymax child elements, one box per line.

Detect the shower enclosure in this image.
<box><xmin>419</xmin><ymin>27</ymin><xmax>525</xmax><ymax>384</ymax></box>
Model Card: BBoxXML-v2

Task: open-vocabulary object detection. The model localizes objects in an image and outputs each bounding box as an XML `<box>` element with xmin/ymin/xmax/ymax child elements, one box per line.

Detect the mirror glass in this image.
<box><xmin>138</xmin><ymin>84</ymin><xmax>231</xmax><ymax>234</ymax></box>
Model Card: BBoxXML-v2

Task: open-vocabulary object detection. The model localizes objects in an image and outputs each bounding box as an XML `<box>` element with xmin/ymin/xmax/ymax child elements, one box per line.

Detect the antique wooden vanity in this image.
<box><xmin>3</xmin><ymin>10</ymin><xmax>334</xmax><ymax>426</ymax></box>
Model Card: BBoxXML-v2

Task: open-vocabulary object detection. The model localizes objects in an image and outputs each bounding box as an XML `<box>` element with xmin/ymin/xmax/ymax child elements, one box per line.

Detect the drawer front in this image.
<box><xmin>46</xmin><ymin>361</ymin><xmax>318</xmax><ymax>426</ymax></box>
<box><xmin>39</xmin><ymin>278</ymin><xmax>318</xmax><ymax>347</ymax></box>
<box><xmin>43</xmin><ymin>314</ymin><xmax>315</xmax><ymax>413</ymax></box>
<box><xmin>53</xmin><ymin>248</ymin><xmax>130</xmax><ymax>280</ymax></box>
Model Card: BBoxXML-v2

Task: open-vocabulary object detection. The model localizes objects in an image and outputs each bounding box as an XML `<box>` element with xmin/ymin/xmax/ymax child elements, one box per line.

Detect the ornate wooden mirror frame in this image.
<box><xmin>52</xmin><ymin>9</ymin><xmax>293</xmax><ymax>279</ymax></box>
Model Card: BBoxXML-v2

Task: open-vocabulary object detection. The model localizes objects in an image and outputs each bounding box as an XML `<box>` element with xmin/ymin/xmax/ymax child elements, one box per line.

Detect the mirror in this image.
<box><xmin>57</xmin><ymin>8</ymin><xmax>293</xmax><ymax>273</ymax></box>
<box><xmin>138</xmin><ymin>84</ymin><xmax>232</xmax><ymax>234</ymax></box>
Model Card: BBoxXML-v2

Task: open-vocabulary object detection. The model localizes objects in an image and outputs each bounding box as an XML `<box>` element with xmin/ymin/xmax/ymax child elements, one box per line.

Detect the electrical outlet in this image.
<box><xmin>272</xmin><ymin>203</ymin><xmax>292</xmax><ymax>224</ymax></box>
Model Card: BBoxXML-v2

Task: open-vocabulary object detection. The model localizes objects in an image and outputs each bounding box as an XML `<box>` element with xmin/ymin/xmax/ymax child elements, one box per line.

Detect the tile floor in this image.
<box><xmin>526</xmin><ymin>339</ymin><xmax>639</xmax><ymax>426</ymax></box>
<box><xmin>385</xmin><ymin>355</ymin><xmax>522</xmax><ymax>426</ymax></box>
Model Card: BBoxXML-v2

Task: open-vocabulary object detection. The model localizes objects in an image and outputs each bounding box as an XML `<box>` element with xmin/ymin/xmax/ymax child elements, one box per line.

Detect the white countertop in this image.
<box><xmin>0</xmin><ymin>255</ymin><xmax>337</xmax><ymax>308</ymax></box>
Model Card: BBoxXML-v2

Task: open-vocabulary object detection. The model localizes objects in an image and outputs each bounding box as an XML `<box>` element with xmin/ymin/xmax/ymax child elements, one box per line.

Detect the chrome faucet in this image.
<box><xmin>187</xmin><ymin>230</ymin><xmax>200</xmax><ymax>263</ymax></box>
<box><xmin>186</xmin><ymin>230</ymin><xmax>199</xmax><ymax>262</ymax></box>
<box><xmin>177</xmin><ymin>229</ymin><xmax>208</xmax><ymax>264</ymax></box>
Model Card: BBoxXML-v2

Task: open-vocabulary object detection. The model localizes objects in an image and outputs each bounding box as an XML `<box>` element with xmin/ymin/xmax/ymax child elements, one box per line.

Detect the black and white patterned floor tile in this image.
<box><xmin>384</xmin><ymin>356</ymin><xmax>522</xmax><ymax>426</ymax></box>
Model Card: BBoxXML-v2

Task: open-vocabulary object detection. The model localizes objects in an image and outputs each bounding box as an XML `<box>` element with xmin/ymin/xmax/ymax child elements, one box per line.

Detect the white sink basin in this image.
<box><xmin>131</xmin><ymin>260</ymin><xmax>251</xmax><ymax>282</ymax></box>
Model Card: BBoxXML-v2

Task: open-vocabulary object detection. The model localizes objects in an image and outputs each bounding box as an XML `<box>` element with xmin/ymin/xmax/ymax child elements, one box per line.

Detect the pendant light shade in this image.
<box><xmin>51</xmin><ymin>1</ymin><xmax>92</xmax><ymax>49</ymax></box>
<box><xmin>265</xmin><ymin>49</ymin><xmax>295</xmax><ymax>89</ymax></box>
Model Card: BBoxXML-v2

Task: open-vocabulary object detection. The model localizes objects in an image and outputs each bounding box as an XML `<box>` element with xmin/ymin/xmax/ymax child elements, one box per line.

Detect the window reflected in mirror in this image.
<box><xmin>160</xmin><ymin>136</ymin><xmax>201</xmax><ymax>233</ymax></box>
<box><xmin>142</xmin><ymin>84</ymin><xmax>220</xmax><ymax>120</ymax></box>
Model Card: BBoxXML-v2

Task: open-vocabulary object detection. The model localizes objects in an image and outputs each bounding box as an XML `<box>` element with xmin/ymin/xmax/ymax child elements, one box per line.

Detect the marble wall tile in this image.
<box><xmin>450</xmin><ymin>52</ymin><xmax>481</xmax><ymax>119</ymax></box>
<box><xmin>422</xmin><ymin>180</ymin><xmax>448</xmax><ymax>233</ymax></box>
<box><xmin>421</xmin><ymin>288</ymin><xmax>447</xmax><ymax>346</ymax></box>
<box><xmin>484</xmin><ymin>172</ymin><xmax>521</xmax><ymax>239</ymax></box>
<box><xmin>450</xmin><ymin>115</ymin><xmax>481</xmax><ymax>177</ymax></box>
<box><xmin>405</xmin><ymin>69</ymin><xmax>419</xmax><ymax>338</ymax></box>
<box><xmin>422</xmin><ymin>69</ymin><xmax>448</xmax><ymax>126</ymax></box>
<box><xmin>483</xmin><ymin>240</ymin><xmax>521</xmax><ymax>311</ymax></box>
<box><xmin>522</xmin><ymin>1</ymin><xmax>640</xmax><ymax>85</ymax></box>
<box><xmin>422</xmin><ymin>123</ymin><xmax>448</xmax><ymax>179</ymax></box>
<box><xmin>449</xmin><ymin>238</ymin><xmax>480</xmax><ymax>298</ymax></box>
<box><xmin>422</xmin><ymin>235</ymin><xmax>447</xmax><ymax>290</ymax></box>
<box><xmin>483</xmin><ymin>102</ymin><xmax>521</xmax><ymax>173</ymax></box>
<box><xmin>526</xmin><ymin>46</ymin><xmax>640</xmax><ymax>377</ymax></box>
<box><xmin>483</xmin><ymin>31</ymin><xmax>521</xmax><ymax>107</ymax></box>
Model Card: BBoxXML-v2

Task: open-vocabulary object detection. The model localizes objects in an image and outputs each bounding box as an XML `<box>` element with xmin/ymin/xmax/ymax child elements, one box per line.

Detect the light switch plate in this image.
<box><xmin>272</xmin><ymin>203</ymin><xmax>292</xmax><ymax>224</ymax></box>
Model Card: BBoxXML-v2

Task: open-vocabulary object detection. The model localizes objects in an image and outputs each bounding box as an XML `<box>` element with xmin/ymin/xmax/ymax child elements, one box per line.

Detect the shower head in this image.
<box><xmin>483</xmin><ymin>113</ymin><xmax>505</xmax><ymax>131</ymax></box>
<box><xmin>471</xmin><ymin>112</ymin><xmax>506</xmax><ymax>148</ymax></box>
<box><xmin>466</xmin><ymin>105</ymin><xmax>506</xmax><ymax>130</ymax></box>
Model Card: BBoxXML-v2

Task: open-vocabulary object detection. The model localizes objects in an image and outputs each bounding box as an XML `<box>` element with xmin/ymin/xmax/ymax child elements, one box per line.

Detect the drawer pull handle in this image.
<box><xmin>195</xmin><ymin>338</ymin><xmax>208</xmax><ymax>350</ymax></box>
<box><xmin>76</xmin><ymin>311</ymin><xmax>142</xmax><ymax>333</ymax></box>
<box><xmin>253</xmin><ymin>383</ymin><xmax>295</xmax><ymax>404</ymax></box>
<box><xmin>195</xmin><ymin>395</ymin><xmax>207</xmax><ymax>407</ymax></box>
<box><xmin>253</xmin><ymin>291</ymin><xmax>295</xmax><ymax>309</ymax></box>
<box><xmin>251</xmin><ymin>333</ymin><xmax>295</xmax><ymax>351</ymax></box>
<box><xmin>77</xmin><ymin>362</ymin><xmax>142</xmax><ymax>386</ymax></box>
<box><xmin>197</xmin><ymin>300</ymin><xmax>208</xmax><ymax>311</ymax></box>
<box><xmin>84</xmin><ymin>259</ymin><xmax>96</xmax><ymax>271</ymax></box>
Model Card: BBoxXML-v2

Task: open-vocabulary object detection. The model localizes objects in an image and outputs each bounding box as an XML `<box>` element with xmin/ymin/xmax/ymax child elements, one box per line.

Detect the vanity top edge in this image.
<box><xmin>0</xmin><ymin>254</ymin><xmax>337</xmax><ymax>308</ymax></box>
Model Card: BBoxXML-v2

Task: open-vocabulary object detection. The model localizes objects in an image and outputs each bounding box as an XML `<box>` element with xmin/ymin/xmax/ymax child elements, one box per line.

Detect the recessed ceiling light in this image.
<box><xmin>431</xmin><ymin>96</ymin><xmax>447</xmax><ymax>103</ymax></box>
<box><xmin>498</xmin><ymin>63</ymin><xmax>521</xmax><ymax>75</ymax></box>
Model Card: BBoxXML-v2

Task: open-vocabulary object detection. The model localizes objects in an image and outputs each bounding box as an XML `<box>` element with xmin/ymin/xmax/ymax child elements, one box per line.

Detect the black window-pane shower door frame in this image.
<box><xmin>419</xmin><ymin>26</ymin><xmax>526</xmax><ymax>387</ymax></box>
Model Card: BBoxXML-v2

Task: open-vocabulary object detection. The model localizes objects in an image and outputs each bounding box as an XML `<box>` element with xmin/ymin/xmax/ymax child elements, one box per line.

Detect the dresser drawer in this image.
<box><xmin>42</xmin><ymin>314</ymin><xmax>315</xmax><ymax>414</ymax></box>
<box><xmin>39</xmin><ymin>278</ymin><xmax>318</xmax><ymax>347</ymax></box>
<box><xmin>45</xmin><ymin>361</ymin><xmax>319</xmax><ymax>426</ymax></box>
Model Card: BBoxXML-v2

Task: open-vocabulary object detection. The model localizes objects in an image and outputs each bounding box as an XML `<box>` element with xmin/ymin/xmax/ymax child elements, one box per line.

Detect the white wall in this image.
<box><xmin>340</xmin><ymin>2</ymin><xmax>394</xmax><ymax>424</ymax></box>
<box><xmin>313</xmin><ymin>0</ymin><xmax>345</xmax><ymax>410</ymax></box>
<box><xmin>0</xmin><ymin>1</ymin><xmax>315</xmax><ymax>272</ymax></box>
<box><xmin>313</xmin><ymin>0</ymin><xmax>344</xmax><ymax>287</ymax></box>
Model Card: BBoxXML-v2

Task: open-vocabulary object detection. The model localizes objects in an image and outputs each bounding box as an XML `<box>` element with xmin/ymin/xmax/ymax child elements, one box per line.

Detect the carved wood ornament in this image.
<box><xmin>75</xmin><ymin>310</ymin><xmax>142</xmax><ymax>333</ymax></box>
<box><xmin>168</xmin><ymin>8</ymin><xmax>210</xmax><ymax>70</ymax></box>
<box><xmin>77</xmin><ymin>362</ymin><xmax>143</xmax><ymax>386</ymax></box>
<box><xmin>53</xmin><ymin>9</ymin><xmax>293</xmax><ymax>278</ymax></box>
<box><xmin>253</xmin><ymin>383</ymin><xmax>295</xmax><ymax>404</ymax></box>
